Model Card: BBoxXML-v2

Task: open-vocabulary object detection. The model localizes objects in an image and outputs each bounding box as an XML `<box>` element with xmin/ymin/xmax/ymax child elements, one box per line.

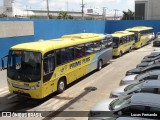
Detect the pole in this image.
<box><xmin>102</xmin><ymin>7</ymin><xmax>106</xmax><ymax>20</ymax></box>
<box><xmin>81</xmin><ymin>0</ymin><xmax>84</xmax><ymax>20</ymax></box>
<box><xmin>26</xmin><ymin>5</ymin><xmax>28</xmax><ymax>18</ymax></box>
<box><xmin>46</xmin><ymin>0</ymin><xmax>49</xmax><ymax>19</ymax></box>
<box><xmin>67</xmin><ymin>0</ymin><xmax>68</xmax><ymax>12</ymax></box>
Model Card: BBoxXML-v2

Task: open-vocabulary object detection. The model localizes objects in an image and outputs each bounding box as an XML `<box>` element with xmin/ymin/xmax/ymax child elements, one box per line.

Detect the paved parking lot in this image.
<box><xmin>0</xmin><ymin>43</ymin><xmax>155</xmax><ymax>120</ymax></box>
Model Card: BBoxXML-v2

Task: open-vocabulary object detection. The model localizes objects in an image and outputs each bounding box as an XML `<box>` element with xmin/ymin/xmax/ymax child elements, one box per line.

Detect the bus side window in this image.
<box><xmin>108</xmin><ymin>38</ymin><xmax>113</xmax><ymax>47</ymax></box>
<box><xmin>56</xmin><ymin>50</ymin><xmax>61</xmax><ymax>66</ymax></box>
<box><xmin>67</xmin><ymin>47</ymin><xmax>75</xmax><ymax>61</ymax></box>
<box><xmin>93</xmin><ymin>41</ymin><xmax>101</xmax><ymax>51</ymax></box>
<box><xmin>44</xmin><ymin>56</ymin><xmax>55</xmax><ymax>75</ymax></box>
<box><xmin>75</xmin><ymin>44</ymin><xmax>85</xmax><ymax>58</ymax></box>
<box><xmin>126</xmin><ymin>36</ymin><xmax>131</xmax><ymax>42</ymax></box>
<box><xmin>120</xmin><ymin>38</ymin><xmax>123</xmax><ymax>44</ymax></box>
<box><xmin>85</xmin><ymin>43</ymin><xmax>94</xmax><ymax>55</ymax></box>
<box><xmin>101</xmin><ymin>39</ymin><xmax>108</xmax><ymax>49</ymax></box>
<box><xmin>132</xmin><ymin>35</ymin><xmax>135</xmax><ymax>41</ymax></box>
<box><xmin>102</xmin><ymin>38</ymin><xmax>113</xmax><ymax>48</ymax></box>
<box><xmin>61</xmin><ymin>48</ymin><xmax>74</xmax><ymax>63</ymax></box>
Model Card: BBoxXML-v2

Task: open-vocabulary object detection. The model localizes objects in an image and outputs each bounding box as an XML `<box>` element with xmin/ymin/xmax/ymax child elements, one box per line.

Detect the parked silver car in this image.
<box><xmin>141</xmin><ymin>54</ymin><xmax>160</xmax><ymax>62</ymax></box>
<box><xmin>89</xmin><ymin>93</ymin><xmax>160</xmax><ymax>120</ymax></box>
<box><xmin>126</xmin><ymin>63</ymin><xmax>160</xmax><ymax>76</ymax></box>
<box><xmin>120</xmin><ymin>70</ymin><xmax>160</xmax><ymax>85</ymax></box>
<box><xmin>136</xmin><ymin>61</ymin><xmax>160</xmax><ymax>69</ymax></box>
<box><xmin>143</xmin><ymin>52</ymin><xmax>160</xmax><ymax>59</ymax></box>
<box><xmin>111</xmin><ymin>80</ymin><xmax>160</xmax><ymax>98</ymax></box>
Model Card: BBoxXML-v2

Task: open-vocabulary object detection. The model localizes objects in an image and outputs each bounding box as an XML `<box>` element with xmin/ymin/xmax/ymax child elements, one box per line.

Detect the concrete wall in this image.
<box><xmin>135</xmin><ymin>0</ymin><xmax>160</xmax><ymax>20</ymax></box>
<box><xmin>0</xmin><ymin>21</ymin><xmax>34</xmax><ymax>67</ymax></box>
<box><xmin>149</xmin><ymin>0</ymin><xmax>160</xmax><ymax>20</ymax></box>
<box><xmin>0</xmin><ymin>21</ymin><xmax>34</xmax><ymax>38</ymax></box>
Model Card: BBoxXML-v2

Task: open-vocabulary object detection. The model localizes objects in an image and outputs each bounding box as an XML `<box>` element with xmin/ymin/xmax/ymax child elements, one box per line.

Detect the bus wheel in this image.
<box><xmin>97</xmin><ymin>60</ymin><xmax>103</xmax><ymax>71</ymax></box>
<box><xmin>128</xmin><ymin>47</ymin><xmax>132</xmax><ymax>53</ymax></box>
<box><xmin>119</xmin><ymin>51</ymin><xmax>123</xmax><ymax>57</ymax></box>
<box><xmin>57</xmin><ymin>78</ymin><xmax>66</xmax><ymax>93</ymax></box>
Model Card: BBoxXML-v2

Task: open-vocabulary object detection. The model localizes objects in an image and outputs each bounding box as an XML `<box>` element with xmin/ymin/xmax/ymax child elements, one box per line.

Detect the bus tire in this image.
<box><xmin>128</xmin><ymin>47</ymin><xmax>131</xmax><ymax>53</ymax></box>
<box><xmin>97</xmin><ymin>60</ymin><xmax>103</xmax><ymax>71</ymax></box>
<box><xmin>119</xmin><ymin>51</ymin><xmax>123</xmax><ymax>57</ymax></box>
<box><xmin>57</xmin><ymin>78</ymin><xmax>66</xmax><ymax>93</ymax></box>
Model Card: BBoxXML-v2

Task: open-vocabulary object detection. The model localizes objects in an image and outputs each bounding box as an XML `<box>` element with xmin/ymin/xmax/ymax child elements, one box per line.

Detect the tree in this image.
<box><xmin>29</xmin><ymin>15</ymin><xmax>40</xmax><ymax>19</ymax></box>
<box><xmin>57</xmin><ymin>11</ymin><xmax>73</xmax><ymax>20</ymax></box>
<box><xmin>121</xmin><ymin>9</ymin><xmax>135</xmax><ymax>20</ymax></box>
<box><xmin>0</xmin><ymin>13</ymin><xmax>7</xmax><ymax>18</ymax></box>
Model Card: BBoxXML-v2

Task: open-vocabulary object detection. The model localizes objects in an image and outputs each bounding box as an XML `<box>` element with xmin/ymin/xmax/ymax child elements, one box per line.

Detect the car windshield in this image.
<box><xmin>124</xmin><ymin>82</ymin><xmax>143</xmax><ymax>91</ymax></box>
<box><xmin>112</xmin><ymin>37</ymin><xmax>119</xmax><ymax>48</ymax></box>
<box><xmin>109</xmin><ymin>96</ymin><xmax>131</xmax><ymax>110</ymax></box>
<box><xmin>135</xmin><ymin>72</ymin><xmax>148</xmax><ymax>79</ymax></box>
<box><xmin>148</xmin><ymin>61</ymin><xmax>155</xmax><ymax>65</ymax></box>
<box><xmin>7</xmin><ymin>50</ymin><xmax>41</xmax><ymax>82</ymax></box>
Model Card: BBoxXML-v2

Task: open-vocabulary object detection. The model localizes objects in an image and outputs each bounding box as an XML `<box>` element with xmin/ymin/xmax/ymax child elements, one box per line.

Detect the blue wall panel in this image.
<box><xmin>0</xmin><ymin>35</ymin><xmax>34</xmax><ymax>66</ymax></box>
<box><xmin>33</xmin><ymin>20</ymin><xmax>107</xmax><ymax>40</ymax></box>
<box><xmin>107</xmin><ymin>20</ymin><xmax>160</xmax><ymax>34</ymax></box>
<box><xmin>1</xmin><ymin>19</ymin><xmax>160</xmax><ymax>68</ymax></box>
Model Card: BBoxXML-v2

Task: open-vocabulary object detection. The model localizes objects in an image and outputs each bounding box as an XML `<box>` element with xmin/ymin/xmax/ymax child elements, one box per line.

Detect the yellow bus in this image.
<box><xmin>126</xmin><ymin>26</ymin><xmax>153</xmax><ymax>49</ymax></box>
<box><xmin>112</xmin><ymin>31</ymin><xmax>135</xmax><ymax>57</ymax></box>
<box><xmin>1</xmin><ymin>33</ymin><xmax>113</xmax><ymax>99</ymax></box>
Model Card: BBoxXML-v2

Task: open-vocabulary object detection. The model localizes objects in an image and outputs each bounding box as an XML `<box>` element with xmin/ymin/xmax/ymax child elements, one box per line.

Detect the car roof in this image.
<box><xmin>131</xmin><ymin>93</ymin><xmax>160</xmax><ymax>108</ymax></box>
<box><xmin>139</xmin><ymin>70</ymin><xmax>160</xmax><ymax>75</ymax></box>
<box><xmin>142</xmin><ymin>80</ymin><xmax>160</xmax><ymax>88</ymax></box>
<box><xmin>143</xmin><ymin>64</ymin><xmax>160</xmax><ymax>70</ymax></box>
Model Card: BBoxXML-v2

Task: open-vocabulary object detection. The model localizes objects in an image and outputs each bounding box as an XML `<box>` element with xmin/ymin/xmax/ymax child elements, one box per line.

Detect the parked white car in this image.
<box><xmin>120</xmin><ymin>70</ymin><xmax>160</xmax><ymax>85</ymax></box>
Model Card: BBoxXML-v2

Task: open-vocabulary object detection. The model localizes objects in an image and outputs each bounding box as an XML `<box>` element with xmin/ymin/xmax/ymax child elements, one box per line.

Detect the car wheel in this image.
<box><xmin>128</xmin><ymin>47</ymin><xmax>132</xmax><ymax>53</ymax></box>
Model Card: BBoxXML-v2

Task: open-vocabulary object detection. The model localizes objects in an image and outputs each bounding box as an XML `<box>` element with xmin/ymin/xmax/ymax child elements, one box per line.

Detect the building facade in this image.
<box><xmin>135</xmin><ymin>0</ymin><xmax>160</xmax><ymax>20</ymax></box>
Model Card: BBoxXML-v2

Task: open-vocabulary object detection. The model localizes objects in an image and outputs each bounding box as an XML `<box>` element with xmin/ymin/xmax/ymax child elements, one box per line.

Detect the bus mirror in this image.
<box><xmin>1</xmin><ymin>55</ymin><xmax>8</xmax><ymax>70</ymax></box>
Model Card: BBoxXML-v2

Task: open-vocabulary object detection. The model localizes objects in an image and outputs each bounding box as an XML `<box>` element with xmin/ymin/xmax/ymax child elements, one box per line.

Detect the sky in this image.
<box><xmin>0</xmin><ymin>0</ymin><xmax>135</xmax><ymax>16</ymax></box>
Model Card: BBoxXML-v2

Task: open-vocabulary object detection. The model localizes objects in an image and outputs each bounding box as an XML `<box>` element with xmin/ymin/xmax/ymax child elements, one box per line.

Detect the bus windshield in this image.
<box><xmin>113</xmin><ymin>37</ymin><xmax>119</xmax><ymax>48</ymax></box>
<box><xmin>7</xmin><ymin>50</ymin><xmax>41</xmax><ymax>82</ymax></box>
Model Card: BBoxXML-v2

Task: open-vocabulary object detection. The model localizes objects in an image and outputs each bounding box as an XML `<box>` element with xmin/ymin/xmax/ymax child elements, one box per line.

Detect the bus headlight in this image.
<box><xmin>30</xmin><ymin>81</ymin><xmax>41</xmax><ymax>90</ymax></box>
<box><xmin>30</xmin><ymin>86</ymin><xmax>36</xmax><ymax>90</ymax></box>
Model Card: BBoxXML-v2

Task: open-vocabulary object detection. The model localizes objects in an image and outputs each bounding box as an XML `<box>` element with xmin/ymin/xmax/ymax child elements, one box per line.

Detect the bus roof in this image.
<box><xmin>126</xmin><ymin>26</ymin><xmax>153</xmax><ymax>32</ymax></box>
<box><xmin>11</xmin><ymin>33</ymin><xmax>105</xmax><ymax>54</ymax></box>
<box><xmin>112</xmin><ymin>31</ymin><xmax>134</xmax><ymax>38</ymax></box>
